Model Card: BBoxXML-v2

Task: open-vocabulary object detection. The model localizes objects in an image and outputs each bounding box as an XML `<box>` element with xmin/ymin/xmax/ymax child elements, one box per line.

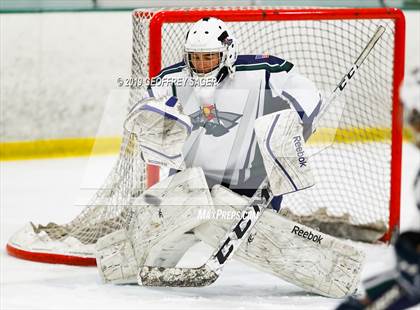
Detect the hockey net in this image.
<box><xmin>6</xmin><ymin>7</ymin><xmax>404</xmax><ymax>266</ymax></box>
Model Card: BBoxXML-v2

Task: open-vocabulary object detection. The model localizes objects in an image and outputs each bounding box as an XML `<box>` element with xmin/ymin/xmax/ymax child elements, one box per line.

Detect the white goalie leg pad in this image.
<box><xmin>124</xmin><ymin>96</ymin><xmax>192</xmax><ymax>170</ymax></box>
<box><xmin>254</xmin><ymin>109</ymin><xmax>314</xmax><ymax>196</ymax></box>
<box><xmin>194</xmin><ymin>185</ymin><xmax>365</xmax><ymax>298</ymax></box>
<box><xmin>96</xmin><ymin>167</ymin><xmax>213</xmax><ymax>284</ymax></box>
<box><xmin>145</xmin><ymin>232</ymin><xmax>199</xmax><ymax>268</ymax></box>
<box><xmin>96</xmin><ymin>229</ymin><xmax>138</xmax><ymax>284</ymax></box>
<box><xmin>96</xmin><ymin>231</ymin><xmax>199</xmax><ymax>284</ymax></box>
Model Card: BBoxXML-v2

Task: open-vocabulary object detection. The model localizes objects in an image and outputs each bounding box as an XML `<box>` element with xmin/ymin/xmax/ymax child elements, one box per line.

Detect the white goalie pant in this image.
<box><xmin>95</xmin><ymin>167</ymin><xmax>213</xmax><ymax>284</ymax></box>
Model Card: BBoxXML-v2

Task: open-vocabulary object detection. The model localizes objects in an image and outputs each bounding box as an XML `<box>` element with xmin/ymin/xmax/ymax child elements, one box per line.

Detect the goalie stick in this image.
<box><xmin>137</xmin><ymin>26</ymin><xmax>386</xmax><ymax>287</ymax></box>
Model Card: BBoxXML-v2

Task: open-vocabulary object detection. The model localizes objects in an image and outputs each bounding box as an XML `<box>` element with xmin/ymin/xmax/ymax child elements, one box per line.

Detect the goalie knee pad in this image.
<box><xmin>130</xmin><ymin>167</ymin><xmax>213</xmax><ymax>267</ymax></box>
<box><xmin>96</xmin><ymin>167</ymin><xmax>214</xmax><ymax>284</ymax></box>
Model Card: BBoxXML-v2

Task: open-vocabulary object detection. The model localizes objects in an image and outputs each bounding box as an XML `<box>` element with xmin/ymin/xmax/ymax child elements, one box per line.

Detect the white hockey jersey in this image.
<box><xmin>148</xmin><ymin>55</ymin><xmax>321</xmax><ymax>192</ymax></box>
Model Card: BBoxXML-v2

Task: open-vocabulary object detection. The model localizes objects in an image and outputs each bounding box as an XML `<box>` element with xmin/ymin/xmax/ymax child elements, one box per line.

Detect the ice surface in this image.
<box><xmin>1</xmin><ymin>143</ymin><xmax>419</xmax><ymax>310</ymax></box>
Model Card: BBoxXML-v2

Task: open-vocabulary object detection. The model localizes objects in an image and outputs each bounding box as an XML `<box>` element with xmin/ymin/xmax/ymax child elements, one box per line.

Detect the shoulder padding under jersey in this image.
<box><xmin>234</xmin><ymin>55</ymin><xmax>294</xmax><ymax>73</ymax></box>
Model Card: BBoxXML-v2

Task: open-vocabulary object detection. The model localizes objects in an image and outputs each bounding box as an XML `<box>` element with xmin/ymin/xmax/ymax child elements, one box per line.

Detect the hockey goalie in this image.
<box><xmin>94</xmin><ymin>17</ymin><xmax>365</xmax><ymax>298</ymax></box>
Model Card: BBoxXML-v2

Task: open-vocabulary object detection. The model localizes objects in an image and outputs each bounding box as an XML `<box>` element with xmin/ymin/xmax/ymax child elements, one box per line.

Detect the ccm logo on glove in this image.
<box><xmin>292</xmin><ymin>136</ymin><xmax>307</xmax><ymax>167</ymax></box>
<box><xmin>291</xmin><ymin>225</ymin><xmax>323</xmax><ymax>244</ymax></box>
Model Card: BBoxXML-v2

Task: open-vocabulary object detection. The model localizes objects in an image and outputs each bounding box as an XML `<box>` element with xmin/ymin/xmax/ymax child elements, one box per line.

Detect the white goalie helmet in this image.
<box><xmin>184</xmin><ymin>17</ymin><xmax>237</xmax><ymax>80</ymax></box>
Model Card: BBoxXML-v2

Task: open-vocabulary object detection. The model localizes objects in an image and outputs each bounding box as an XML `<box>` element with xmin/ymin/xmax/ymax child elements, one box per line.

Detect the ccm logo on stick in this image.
<box><xmin>214</xmin><ymin>188</ymin><xmax>270</xmax><ymax>265</ymax></box>
<box><xmin>338</xmin><ymin>64</ymin><xmax>358</xmax><ymax>91</ymax></box>
<box><xmin>291</xmin><ymin>225</ymin><xmax>323</xmax><ymax>244</ymax></box>
<box><xmin>292</xmin><ymin>136</ymin><xmax>307</xmax><ymax>167</ymax></box>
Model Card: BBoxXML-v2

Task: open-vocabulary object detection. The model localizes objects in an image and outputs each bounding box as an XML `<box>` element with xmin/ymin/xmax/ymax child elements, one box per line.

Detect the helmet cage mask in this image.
<box><xmin>183</xmin><ymin>17</ymin><xmax>237</xmax><ymax>81</ymax></box>
<box><xmin>184</xmin><ymin>50</ymin><xmax>226</xmax><ymax>79</ymax></box>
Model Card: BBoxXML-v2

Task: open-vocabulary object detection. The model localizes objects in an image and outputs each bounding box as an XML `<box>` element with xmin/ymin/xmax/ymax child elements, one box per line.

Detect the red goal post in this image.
<box><xmin>134</xmin><ymin>7</ymin><xmax>405</xmax><ymax>242</ymax></box>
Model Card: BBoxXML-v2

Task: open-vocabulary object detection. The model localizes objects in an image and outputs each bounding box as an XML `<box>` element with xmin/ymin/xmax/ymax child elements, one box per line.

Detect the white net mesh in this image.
<box><xmin>35</xmin><ymin>7</ymin><xmax>402</xmax><ymax>245</ymax></box>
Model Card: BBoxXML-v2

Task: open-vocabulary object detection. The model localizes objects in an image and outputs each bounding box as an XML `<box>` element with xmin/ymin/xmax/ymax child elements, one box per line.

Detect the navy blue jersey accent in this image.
<box><xmin>155</xmin><ymin>61</ymin><xmax>186</xmax><ymax>79</ymax></box>
<box><xmin>234</xmin><ymin>55</ymin><xmax>294</xmax><ymax>73</ymax></box>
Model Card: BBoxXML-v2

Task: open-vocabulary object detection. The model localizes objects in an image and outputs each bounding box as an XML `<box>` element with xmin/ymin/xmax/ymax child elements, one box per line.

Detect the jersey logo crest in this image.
<box><xmin>189</xmin><ymin>106</ymin><xmax>242</xmax><ymax>137</ymax></box>
<box><xmin>202</xmin><ymin>104</ymin><xmax>216</xmax><ymax>121</ymax></box>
